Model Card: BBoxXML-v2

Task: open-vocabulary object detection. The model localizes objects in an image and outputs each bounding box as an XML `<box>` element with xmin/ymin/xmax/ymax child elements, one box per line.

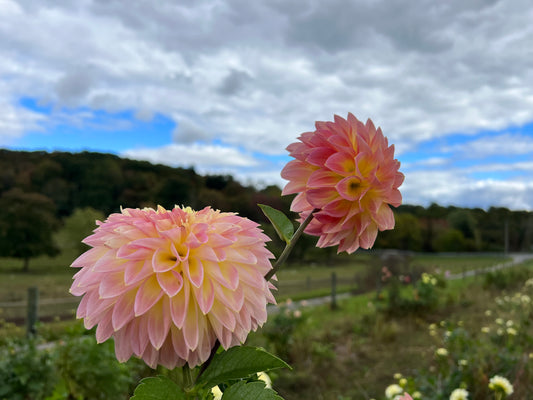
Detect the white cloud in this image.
<box><xmin>121</xmin><ymin>143</ymin><xmax>258</xmax><ymax>170</ymax></box>
<box><xmin>1</xmin><ymin>0</ymin><xmax>533</xmax><ymax>209</ymax></box>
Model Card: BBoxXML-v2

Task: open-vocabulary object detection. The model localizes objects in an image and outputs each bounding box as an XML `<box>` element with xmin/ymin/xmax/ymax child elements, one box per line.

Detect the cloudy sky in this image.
<box><xmin>1</xmin><ymin>0</ymin><xmax>533</xmax><ymax>210</ymax></box>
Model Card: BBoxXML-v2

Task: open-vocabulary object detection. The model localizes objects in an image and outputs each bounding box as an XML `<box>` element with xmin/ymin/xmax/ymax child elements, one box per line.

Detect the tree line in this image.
<box><xmin>0</xmin><ymin>149</ymin><xmax>531</xmax><ymax>270</ymax></box>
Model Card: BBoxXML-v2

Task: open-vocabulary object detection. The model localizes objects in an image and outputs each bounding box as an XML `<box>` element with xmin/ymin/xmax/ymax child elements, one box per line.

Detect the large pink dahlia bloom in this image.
<box><xmin>70</xmin><ymin>206</ymin><xmax>275</xmax><ymax>369</ymax></box>
<box><xmin>281</xmin><ymin>113</ymin><xmax>404</xmax><ymax>254</ymax></box>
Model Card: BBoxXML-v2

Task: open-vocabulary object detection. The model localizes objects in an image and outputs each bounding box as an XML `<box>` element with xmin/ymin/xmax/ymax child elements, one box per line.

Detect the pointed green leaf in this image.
<box><xmin>130</xmin><ymin>376</ymin><xmax>186</xmax><ymax>400</ymax></box>
<box><xmin>196</xmin><ymin>346</ymin><xmax>290</xmax><ymax>389</ymax></box>
<box><xmin>258</xmin><ymin>204</ymin><xmax>294</xmax><ymax>244</ymax></box>
<box><xmin>221</xmin><ymin>381</ymin><xmax>284</xmax><ymax>400</ymax></box>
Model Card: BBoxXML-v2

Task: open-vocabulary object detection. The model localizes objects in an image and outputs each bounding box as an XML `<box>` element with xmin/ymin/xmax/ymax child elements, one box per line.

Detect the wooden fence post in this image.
<box><xmin>331</xmin><ymin>272</ymin><xmax>337</xmax><ymax>310</ymax></box>
<box><xmin>27</xmin><ymin>286</ymin><xmax>39</xmax><ymax>337</ymax></box>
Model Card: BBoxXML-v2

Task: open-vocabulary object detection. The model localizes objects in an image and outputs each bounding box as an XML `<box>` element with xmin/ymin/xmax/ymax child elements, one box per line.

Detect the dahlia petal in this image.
<box><xmin>114</xmin><ymin>329</ymin><xmax>134</xmax><ymax>363</ymax></box>
<box><xmin>281</xmin><ymin>160</ymin><xmax>314</xmax><ymax>182</ymax></box>
<box><xmin>183</xmin><ymin>298</ymin><xmax>199</xmax><ymax>350</ymax></box>
<box><xmin>374</xmin><ymin>204</ymin><xmax>395</xmax><ymax>230</ymax></box>
<box><xmin>134</xmin><ymin>275</ymin><xmax>164</xmax><ymax>317</ymax></box>
<box><xmin>157</xmin><ymin>270</ymin><xmax>183</xmax><ymax>297</ymax></box>
<box><xmin>171</xmin><ymin>327</ymin><xmax>189</xmax><ymax>360</ymax></box>
<box><xmin>184</xmin><ymin>257</ymin><xmax>204</xmax><ymax>288</ymax></box>
<box><xmin>306</xmin><ymin>188</ymin><xmax>339</xmax><ymax>208</ymax></box>
<box><xmin>140</xmin><ymin>344</ymin><xmax>159</xmax><ymax>369</ymax></box>
<box><xmin>152</xmin><ymin>247</ymin><xmax>179</xmax><ymax>273</ymax></box>
<box><xmin>71</xmin><ymin>247</ymin><xmax>108</xmax><ymax>269</ymax></box>
<box><xmin>307</xmin><ymin>169</ymin><xmax>340</xmax><ymax>189</ymax></box>
<box><xmin>306</xmin><ymin>146</ymin><xmax>336</xmax><ymax>167</ymax></box>
<box><xmin>95</xmin><ymin>308</ymin><xmax>115</xmax><ymax>343</ymax></box>
<box><xmin>193</xmin><ymin>277</ymin><xmax>215</xmax><ymax>315</ymax></box>
<box><xmin>224</xmin><ymin>248</ymin><xmax>257</xmax><ymax>264</ymax></box>
<box><xmin>116</xmin><ymin>245</ymin><xmax>152</xmax><ymax>260</ymax></box>
<box><xmin>111</xmin><ymin>290</ymin><xmax>136</xmax><ymax>331</ymax></box>
<box><xmin>290</xmin><ymin>192</ymin><xmax>313</xmax><ymax>213</ymax></box>
<box><xmin>209</xmin><ymin>300</ymin><xmax>237</xmax><ymax>331</ymax></box>
<box><xmin>324</xmin><ymin>152</ymin><xmax>355</xmax><ymax>176</ymax></box>
<box><xmin>204</xmin><ymin>259</ymin><xmax>239</xmax><ymax>290</ymax></box>
<box><xmin>335</xmin><ymin>176</ymin><xmax>364</xmax><ymax>202</ymax></box>
<box><xmin>124</xmin><ymin>259</ymin><xmax>153</xmax><ymax>286</ymax></box>
<box><xmin>388</xmin><ymin>188</ymin><xmax>403</xmax><ymax>207</ymax></box>
<box><xmin>214</xmin><ymin>284</ymin><xmax>244</xmax><ymax>312</ymax></box>
<box><xmin>170</xmin><ymin>280</ymin><xmax>190</xmax><ymax>328</ymax></box>
<box><xmin>147</xmin><ymin>300</ymin><xmax>171</xmax><ymax>350</ymax></box>
<box><xmin>99</xmin><ymin>270</ymin><xmax>127</xmax><ymax>299</ymax></box>
<box><xmin>359</xmin><ymin>223</ymin><xmax>378</xmax><ymax>249</ymax></box>
<box><xmin>131</xmin><ymin>319</ymin><xmax>149</xmax><ymax>356</ymax></box>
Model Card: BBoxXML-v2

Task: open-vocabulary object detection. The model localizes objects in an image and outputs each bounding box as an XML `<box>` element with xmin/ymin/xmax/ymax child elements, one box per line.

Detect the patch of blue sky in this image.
<box><xmin>468</xmin><ymin>170</ymin><xmax>526</xmax><ymax>181</ymax></box>
<box><xmin>13</xmin><ymin>97</ymin><xmax>175</xmax><ymax>153</ymax></box>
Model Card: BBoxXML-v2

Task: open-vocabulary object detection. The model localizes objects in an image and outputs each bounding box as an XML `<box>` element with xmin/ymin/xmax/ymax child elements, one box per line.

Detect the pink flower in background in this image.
<box><xmin>281</xmin><ymin>113</ymin><xmax>404</xmax><ymax>253</ymax></box>
<box><xmin>70</xmin><ymin>206</ymin><xmax>275</xmax><ymax>369</ymax></box>
<box><xmin>398</xmin><ymin>394</ymin><xmax>413</xmax><ymax>400</ymax></box>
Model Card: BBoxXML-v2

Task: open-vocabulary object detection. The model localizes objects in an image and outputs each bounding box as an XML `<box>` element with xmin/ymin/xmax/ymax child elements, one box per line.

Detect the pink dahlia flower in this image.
<box><xmin>281</xmin><ymin>113</ymin><xmax>404</xmax><ymax>253</ymax></box>
<box><xmin>70</xmin><ymin>206</ymin><xmax>275</xmax><ymax>369</ymax></box>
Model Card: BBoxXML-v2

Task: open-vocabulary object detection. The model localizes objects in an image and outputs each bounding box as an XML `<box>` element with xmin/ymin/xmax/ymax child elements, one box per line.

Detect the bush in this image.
<box><xmin>0</xmin><ymin>337</ymin><xmax>57</xmax><ymax>400</ymax></box>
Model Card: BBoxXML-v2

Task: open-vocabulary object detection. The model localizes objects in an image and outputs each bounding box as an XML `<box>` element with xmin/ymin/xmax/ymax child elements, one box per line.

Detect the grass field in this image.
<box><xmin>0</xmin><ymin>251</ymin><xmax>512</xmax><ymax>322</ymax></box>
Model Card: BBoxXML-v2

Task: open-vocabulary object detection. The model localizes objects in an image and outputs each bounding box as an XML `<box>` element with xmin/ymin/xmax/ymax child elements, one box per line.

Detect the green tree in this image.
<box><xmin>375</xmin><ymin>212</ymin><xmax>423</xmax><ymax>251</ymax></box>
<box><xmin>0</xmin><ymin>189</ymin><xmax>60</xmax><ymax>271</ymax></box>
<box><xmin>56</xmin><ymin>207</ymin><xmax>105</xmax><ymax>255</ymax></box>
<box><xmin>432</xmin><ymin>228</ymin><xmax>467</xmax><ymax>252</ymax></box>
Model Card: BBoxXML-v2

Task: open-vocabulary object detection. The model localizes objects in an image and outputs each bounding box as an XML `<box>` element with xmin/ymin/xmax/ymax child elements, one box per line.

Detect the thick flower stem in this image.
<box><xmin>182</xmin><ymin>365</ymin><xmax>194</xmax><ymax>391</ymax></box>
<box><xmin>264</xmin><ymin>209</ymin><xmax>318</xmax><ymax>282</ymax></box>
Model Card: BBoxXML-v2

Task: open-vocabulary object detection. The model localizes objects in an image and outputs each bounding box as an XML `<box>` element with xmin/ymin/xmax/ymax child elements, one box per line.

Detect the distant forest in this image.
<box><xmin>1</xmin><ymin>149</ymin><xmax>532</xmax><ymax>256</ymax></box>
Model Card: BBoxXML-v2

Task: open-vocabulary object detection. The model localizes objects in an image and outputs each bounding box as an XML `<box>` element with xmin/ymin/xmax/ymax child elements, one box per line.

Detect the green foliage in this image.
<box><xmin>221</xmin><ymin>381</ymin><xmax>283</xmax><ymax>400</ymax></box>
<box><xmin>483</xmin><ymin>265</ymin><xmax>532</xmax><ymax>290</ymax></box>
<box><xmin>54</xmin><ymin>335</ymin><xmax>147</xmax><ymax>399</ymax></box>
<box><xmin>375</xmin><ymin>212</ymin><xmax>423</xmax><ymax>251</ymax></box>
<box><xmin>432</xmin><ymin>228</ymin><xmax>467</xmax><ymax>252</ymax></box>
<box><xmin>130</xmin><ymin>376</ymin><xmax>186</xmax><ymax>400</ymax></box>
<box><xmin>196</xmin><ymin>346</ymin><xmax>290</xmax><ymax>390</ymax></box>
<box><xmin>262</xmin><ymin>303</ymin><xmax>306</xmax><ymax>361</ymax></box>
<box><xmin>258</xmin><ymin>204</ymin><xmax>294</xmax><ymax>244</ymax></box>
<box><xmin>0</xmin><ymin>337</ymin><xmax>57</xmax><ymax>400</ymax></box>
<box><xmin>55</xmin><ymin>207</ymin><xmax>105</xmax><ymax>255</ymax></box>
<box><xmin>0</xmin><ymin>188</ymin><xmax>60</xmax><ymax>271</ymax></box>
<box><xmin>382</xmin><ymin>272</ymin><xmax>446</xmax><ymax>316</ymax></box>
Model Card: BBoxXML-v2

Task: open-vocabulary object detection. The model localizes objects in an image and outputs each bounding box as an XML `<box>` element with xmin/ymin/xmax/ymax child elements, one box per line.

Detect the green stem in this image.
<box><xmin>264</xmin><ymin>209</ymin><xmax>318</xmax><ymax>282</ymax></box>
<box><xmin>182</xmin><ymin>365</ymin><xmax>194</xmax><ymax>391</ymax></box>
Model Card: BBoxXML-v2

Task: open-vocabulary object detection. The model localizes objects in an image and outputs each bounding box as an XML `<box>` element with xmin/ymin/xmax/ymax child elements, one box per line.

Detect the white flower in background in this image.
<box><xmin>449</xmin><ymin>388</ymin><xmax>469</xmax><ymax>400</ymax></box>
<box><xmin>506</xmin><ymin>327</ymin><xmax>517</xmax><ymax>336</ymax></box>
<box><xmin>488</xmin><ymin>375</ymin><xmax>513</xmax><ymax>396</ymax></box>
<box><xmin>436</xmin><ymin>347</ymin><xmax>448</xmax><ymax>357</ymax></box>
<box><xmin>385</xmin><ymin>383</ymin><xmax>403</xmax><ymax>399</ymax></box>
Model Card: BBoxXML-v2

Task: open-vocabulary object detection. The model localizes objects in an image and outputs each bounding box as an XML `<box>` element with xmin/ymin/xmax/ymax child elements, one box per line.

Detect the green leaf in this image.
<box><xmin>130</xmin><ymin>376</ymin><xmax>186</xmax><ymax>400</ymax></box>
<box><xmin>258</xmin><ymin>204</ymin><xmax>294</xmax><ymax>244</ymax></box>
<box><xmin>221</xmin><ymin>381</ymin><xmax>284</xmax><ymax>400</ymax></box>
<box><xmin>196</xmin><ymin>346</ymin><xmax>290</xmax><ymax>389</ymax></box>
